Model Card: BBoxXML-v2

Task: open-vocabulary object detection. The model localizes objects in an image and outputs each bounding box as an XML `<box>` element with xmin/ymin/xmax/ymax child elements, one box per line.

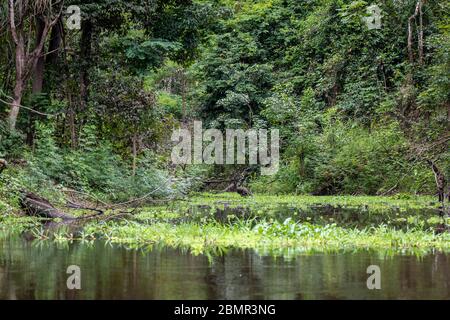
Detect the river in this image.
<box><xmin>0</xmin><ymin>234</ymin><xmax>449</xmax><ymax>299</ymax></box>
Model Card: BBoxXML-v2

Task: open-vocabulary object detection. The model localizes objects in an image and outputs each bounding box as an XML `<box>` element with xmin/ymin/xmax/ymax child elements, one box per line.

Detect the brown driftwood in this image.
<box><xmin>20</xmin><ymin>192</ymin><xmax>75</xmax><ymax>220</ymax></box>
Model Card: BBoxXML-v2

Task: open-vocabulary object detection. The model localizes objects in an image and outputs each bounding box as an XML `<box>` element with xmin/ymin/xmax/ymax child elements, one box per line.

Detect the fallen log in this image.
<box><xmin>20</xmin><ymin>191</ymin><xmax>75</xmax><ymax>220</ymax></box>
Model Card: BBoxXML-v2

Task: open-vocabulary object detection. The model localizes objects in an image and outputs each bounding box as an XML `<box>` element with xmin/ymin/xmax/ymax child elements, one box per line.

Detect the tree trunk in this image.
<box><xmin>7</xmin><ymin>0</ymin><xmax>60</xmax><ymax>131</ymax></box>
<box><xmin>10</xmin><ymin>81</ymin><xmax>23</xmax><ymax>131</ymax></box>
<box><xmin>60</xmin><ymin>25</ymin><xmax>77</xmax><ymax>148</ymax></box>
<box><xmin>79</xmin><ymin>20</ymin><xmax>93</xmax><ymax>112</ymax></box>
<box><xmin>132</xmin><ymin>133</ymin><xmax>137</xmax><ymax>176</ymax></box>
<box><xmin>408</xmin><ymin>1</ymin><xmax>421</xmax><ymax>64</ymax></box>
<box><xmin>27</xmin><ymin>17</ymin><xmax>46</xmax><ymax>146</ymax></box>
<box><xmin>180</xmin><ymin>69</ymin><xmax>187</xmax><ymax>122</ymax></box>
<box><xmin>427</xmin><ymin>160</ymin><xmax>447</xmax><ymax>204</ymax></box>
<box><xmin>68</xmin><ymin>104</ymin><xmax>77</xmax><ymax>148</ymax></box>
<box><xmin>9</xmin><ymin>37</ymin><xmax>25</xmax><ymax>130</ymax></box>
<box><xmin>76</xmin><ymin>20</ymin><xmax>93</xmax><ymax>143</ymax></box>
<box><xmin>46</xmin><ymin>19</ymin><xmax>62</xmax><ymax>65</ymax></box>
<box><xmin>418</xmin><ymin>1</ymin><xmax>424</xmax><ymax>65</ymax></box>
<box><xmin>32</xmin><ymin>17</ymin><xmax>45</xmax><ymax>94</ymax></box>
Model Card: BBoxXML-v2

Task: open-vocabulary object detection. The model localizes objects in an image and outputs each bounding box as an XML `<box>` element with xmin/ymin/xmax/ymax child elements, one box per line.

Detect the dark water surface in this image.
<box><xmin>0</xmin><ymin>235</ymin><xmax>449</xmax><ymax>299</ymax></box>
<box><xmin>183</xmin><ymin>204</ymin><xmax>443</xmax><ymax>231</ymax></box>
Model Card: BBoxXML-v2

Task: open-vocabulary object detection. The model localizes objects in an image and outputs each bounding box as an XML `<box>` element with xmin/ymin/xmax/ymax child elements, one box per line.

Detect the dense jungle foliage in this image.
<box><xmin>0</xmin><ymin>0</ymin><xmax>448</xmax><ymax>211</ymax></box>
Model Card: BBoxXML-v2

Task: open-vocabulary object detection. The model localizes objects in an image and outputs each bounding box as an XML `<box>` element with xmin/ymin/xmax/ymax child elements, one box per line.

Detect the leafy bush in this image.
<box><xmin>251</xmin><ymin>122</ymin><xmax>433</xmax><ymax>195</ymax></box>
<box><xmin>15</xmin><ymin>123</ymin><xmax>181</xmax><ymax>202</ymax></box>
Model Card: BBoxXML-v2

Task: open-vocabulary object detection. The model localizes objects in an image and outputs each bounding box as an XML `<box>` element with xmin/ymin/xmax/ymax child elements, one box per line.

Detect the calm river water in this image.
<box><xmin>0</xmin><ymin>235</ymin><xmax>449</xmax><ymax>299</ymax></box>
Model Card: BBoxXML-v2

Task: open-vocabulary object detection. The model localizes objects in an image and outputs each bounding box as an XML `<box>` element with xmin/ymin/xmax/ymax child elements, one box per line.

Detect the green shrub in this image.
<box><xmin>251</xmin><ymin>122</ymin><xmax>434</xmax><ymax>195</ymax></box>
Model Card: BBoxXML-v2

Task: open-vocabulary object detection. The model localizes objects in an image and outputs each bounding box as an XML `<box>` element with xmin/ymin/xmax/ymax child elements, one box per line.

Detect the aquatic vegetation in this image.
<box><xmin>0</xmin><ymin>213</ymin><xmax>41</xmax><ymax>234</ymax></box>
<box><xmin>1</xmin><ymin>194</ymin><xmax>448</xmax><ymax>256</ymax></box>
<box><xmin>187</xmin><ymin>193</ymin><xmax>440</xmax><ymax>211</ymax></box>
<box><xmin>138</xmin><ymin>194</ymin><xmax>445</xmax><ymax>232</ymax></box>
<box><xmin>59</xmin><ymin>216</ymin><xmax>449</xmax><ymax>256</ymax></box>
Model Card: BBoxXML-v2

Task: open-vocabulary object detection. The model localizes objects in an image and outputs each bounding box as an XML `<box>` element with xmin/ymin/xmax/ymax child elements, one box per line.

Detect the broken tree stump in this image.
<box><xmin>20</xmin><ymin>192</ymin><xmax>74</xmax><ymax>220</ymax></box>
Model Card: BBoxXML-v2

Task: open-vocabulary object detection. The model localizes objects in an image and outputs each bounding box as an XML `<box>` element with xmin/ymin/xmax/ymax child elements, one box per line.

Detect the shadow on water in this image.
<box><xmin>0</xmin><ymin>234</ymin><xmax>449</xmax><ymax>299</ymax></box>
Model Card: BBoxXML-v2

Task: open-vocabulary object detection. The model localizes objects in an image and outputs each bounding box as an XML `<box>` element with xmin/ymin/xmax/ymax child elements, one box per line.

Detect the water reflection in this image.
<box><xmin>0</xmin><ymin>235</ymin><xmax>449</xmax><ymax>299</ymax></box>
<box><xmin>176</xmin><ymin>204</ymin><xmax>443</xmax><ymax>231</ymax></box>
